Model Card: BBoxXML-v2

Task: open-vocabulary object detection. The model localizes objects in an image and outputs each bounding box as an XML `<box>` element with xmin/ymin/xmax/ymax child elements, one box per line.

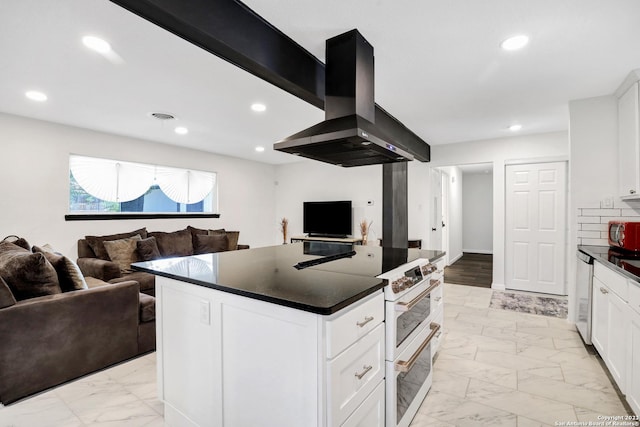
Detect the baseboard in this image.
<box><xmin>462</xmin><ymin>249</ymin><xmax>493</xmax><ymax>255</ymax></box>
<box><xmin>491</xmin><ymin>283</ymin><xmax>505</xmax><ymax>291</ymax></box>
<box><xmin>448</xmin><ymin>253</ymin><xmax>463</xmax><ymax>265</ymax></box>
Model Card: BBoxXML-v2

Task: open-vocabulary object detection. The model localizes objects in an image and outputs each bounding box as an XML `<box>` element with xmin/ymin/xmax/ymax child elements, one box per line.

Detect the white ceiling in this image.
<box><xmin>2</xmin><ymin>0</ymin><xmax>640</xmax><ymax>165</ymax></box>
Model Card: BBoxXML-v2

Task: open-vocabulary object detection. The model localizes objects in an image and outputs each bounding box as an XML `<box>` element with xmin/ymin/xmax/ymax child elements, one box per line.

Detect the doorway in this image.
<box><xmin>437</xmin><ymin>163</ymin><xmax>494</xmax><ymax>287</ymax></box>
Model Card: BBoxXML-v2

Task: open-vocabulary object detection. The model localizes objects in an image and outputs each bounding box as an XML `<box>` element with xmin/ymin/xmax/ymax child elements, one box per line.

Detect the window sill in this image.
<box><xmin>65</xmin><ymin>213</ymin><xmax>221</xmax><ymax>221</ymax></box>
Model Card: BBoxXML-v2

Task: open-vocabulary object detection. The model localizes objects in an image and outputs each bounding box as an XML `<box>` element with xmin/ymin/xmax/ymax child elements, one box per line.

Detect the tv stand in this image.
<box><xmin>290</xmin><ymin>235</ymin><xmax>364</xmax><ymax>245</ymax></box>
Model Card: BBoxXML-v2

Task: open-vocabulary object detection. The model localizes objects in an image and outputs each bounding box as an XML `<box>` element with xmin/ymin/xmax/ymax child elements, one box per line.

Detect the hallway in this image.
<box><xmin>444</xmin><ymin>253</ymin><xmax>493</xmax><ymax>288</ymax></box>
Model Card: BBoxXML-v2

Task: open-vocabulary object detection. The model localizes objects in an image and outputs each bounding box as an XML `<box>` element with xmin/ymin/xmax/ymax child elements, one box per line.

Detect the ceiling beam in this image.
<box><xmin>110</xmin><ymin>0</ymin><xmax>430</xmax><ymax>161</ymax></box>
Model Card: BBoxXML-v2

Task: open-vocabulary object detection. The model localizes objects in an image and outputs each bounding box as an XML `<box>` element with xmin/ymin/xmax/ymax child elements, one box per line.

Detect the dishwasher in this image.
<box><xmin>576</xmin><ymin>250</ymin><xmax>594</xmax><ymax>345</ymax></box>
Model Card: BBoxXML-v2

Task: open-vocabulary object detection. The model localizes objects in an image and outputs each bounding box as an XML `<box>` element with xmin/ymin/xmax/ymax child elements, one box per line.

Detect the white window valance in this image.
<box><xmin>69</xmin><ymin>155</ymin><xmax>216</xmax><ymax>205</ymax></box>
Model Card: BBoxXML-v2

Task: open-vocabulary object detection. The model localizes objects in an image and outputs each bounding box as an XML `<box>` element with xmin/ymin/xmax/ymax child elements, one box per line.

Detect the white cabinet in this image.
<box><xmin>591</xmin><ymin>276</ymin><xmax>609</xmax><ymax>355</ymax></box>
<box><xmin>592</xmin><ymin>262</ymin><xmax>629</xmax><ymax>394</ymax></box>
<box><xmin>628</xmin><ymin>284</ymin><xmax>640</xmax><ymax>416</ymax></box>
<box><xmin>155</xmin><ymin>276</ymin><xmax>385</xmax><ymax>427</ymax></box>
<box><xmin>617</xmin><ymin>71</ymin><xmax>640</xmax><ymax>199</ymax></box>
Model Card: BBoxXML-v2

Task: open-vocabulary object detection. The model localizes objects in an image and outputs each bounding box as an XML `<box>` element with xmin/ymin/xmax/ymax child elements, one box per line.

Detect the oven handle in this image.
<box><xmin>395</xmin><ymin>322</ymin><xmax>441</xmax><ymax>373</ymax></box>
<box><xmin>395</xmin><ymin>280</ymin><xmax>441</xmax><ymax>312</ymax></box>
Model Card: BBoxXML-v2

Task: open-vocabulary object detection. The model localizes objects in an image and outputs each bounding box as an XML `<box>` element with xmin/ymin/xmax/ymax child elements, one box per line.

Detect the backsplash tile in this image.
<box><xmin>576</xmin><ymin>200</ymin><xmax>640</xmax><ymax>246</ymax></box>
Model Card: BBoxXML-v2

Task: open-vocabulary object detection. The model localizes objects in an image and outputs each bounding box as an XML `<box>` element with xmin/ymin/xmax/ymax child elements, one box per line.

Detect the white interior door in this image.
<box><xmin>505</xmin><ymin>162</ymin><xmax>567</xmax><ymax>295</ymax></box>
<box><xmin>441</xmin><ymin>171</ymin><xmax>450</xmax><ymax>265</ymax></box>
<box><xmin>430</xmin><ymin>169</ymin><xmax>442</xmax><ymax>250</ymax></box>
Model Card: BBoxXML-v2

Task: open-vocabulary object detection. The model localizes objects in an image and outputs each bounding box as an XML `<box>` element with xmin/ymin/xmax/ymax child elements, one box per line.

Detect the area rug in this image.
<box><xmin>489</xmin><ymin>291</ymin><xmax>568</xmax><ymax>319</ymax></box>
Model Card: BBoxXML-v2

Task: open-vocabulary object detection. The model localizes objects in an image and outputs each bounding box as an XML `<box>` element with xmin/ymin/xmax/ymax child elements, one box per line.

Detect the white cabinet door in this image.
<box><xmin>606</xmin><ymin>290</ymin><xmax>628</xmax><ymax>393</ymax></box>
<box><xmin>618</xmin><ymin>81</ymin><xmax>640</xmax><ymax>198</ymax></box>
<box><xmin>592</xmin><ymin>277</ymin><xmax>609</xmax><ymax>356</ymax></box>
<box><xmin>629</xmin><ymin>311</ymin><xmax>640</xmax><ymax>416</ymax></box>
<box><xmin>505</xmin><ymin>162</ymin><xmax>567</xmax><ymax>295</ymax></box>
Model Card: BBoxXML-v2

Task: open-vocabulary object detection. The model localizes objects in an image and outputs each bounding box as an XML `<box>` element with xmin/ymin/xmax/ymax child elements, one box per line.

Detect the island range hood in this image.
<box><xmin>274</xmin><ymin>30</ymin><xmax>414</xmax><ymax>167</ymax></box>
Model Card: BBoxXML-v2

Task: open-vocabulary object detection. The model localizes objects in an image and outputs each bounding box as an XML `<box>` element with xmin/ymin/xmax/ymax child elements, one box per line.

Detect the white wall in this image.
<box><xmin>462</xmin><ymin>172</ymin><xmax>493</xmax><ymax>253</ymax></box>
<box><xmin>0</xmin><ymin>113</ymin><xmax>278</xmax><ymax>256</ymax></box>
<box><xmin>428</xmin><ymin>131</ymin><xmax>569</xmax><ymax>288</ymax></box>
<box><xmin>274</xmin><ymin>160</ymin><xmax>433</xmax><ymax>246</ymax></box>
<box><xmin>568</xmin><ymin>94</ymin><xmax>618</xmax><ymax>322</ymax></box>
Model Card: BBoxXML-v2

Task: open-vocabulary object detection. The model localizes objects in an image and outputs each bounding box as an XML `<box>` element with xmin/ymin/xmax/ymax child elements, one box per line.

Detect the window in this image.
<box><xmin>67</xmin><ymin>155</ymin><xmax>218</xmax><ymax>218</ymax></box>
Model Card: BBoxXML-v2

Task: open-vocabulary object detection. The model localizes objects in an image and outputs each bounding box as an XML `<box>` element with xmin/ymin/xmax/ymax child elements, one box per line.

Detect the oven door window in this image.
<box><xmin>397</xmin><ymin>342</ymin><xmax>432</xmax><ymax>421</ymax></box>
<box><xmin>396</xmin><ymin>294</ymin><xmax>430</xmax><ymax>347</ymax></box>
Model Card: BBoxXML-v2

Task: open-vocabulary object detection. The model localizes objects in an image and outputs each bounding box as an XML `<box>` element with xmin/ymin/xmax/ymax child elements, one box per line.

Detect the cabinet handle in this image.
<box><xmin>354</xmin><ymin>365</ymin><xmax>373</xmax><ymax>380</ymax></box>
<box><xmin>631</xmin><ymin>189</ymin><xmax>637</xmax><ymax>194</ymax></box>
<box><xmin>395</xmin><ymin>323</ymin><xmax>441</xmax><ymax>373</ymax></box>
<box><xmin>356</xmin><ymin>316</ymin><xmax>374</xmax><ymax>328</ymax></box>
<box><xmin>436</xmin><ymin>331</ymin><xmax>442</xmax><ymax>338</ymax></box>
<box><xmin>434</xmin><ymin>297</ymin><xmax>442</xmax><ymax>302</ymax></box>
<box><xmin>600</xmin><ymin>287</ymin><xmax>609</xmax><ymax>294</ymax></box>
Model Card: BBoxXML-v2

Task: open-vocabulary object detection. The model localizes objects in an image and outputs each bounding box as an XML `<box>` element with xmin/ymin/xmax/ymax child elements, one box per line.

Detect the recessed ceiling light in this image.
<box><xmin>25</xmin><ymin>90</ymin><xmax>47</xmax><ymax>102</ymax></box>
<box><xmin>500</xmin><ymin>35</ymin><xmax>529</xmax><ymax>51</ymax></box>
<box><xmin>82</xmin><ymin>36</ymin><xmax>112</xmax><ymax>54</ymax></box>
<box><xmin>509</xmin><ymin>124</ymin><xmax>522</xmax><ymax>131</ymax></box>
<box><xmin>174</xmin><ymin>126</ymin><xmax>188</xmax><ymax>135</ymax></box>
<box><xmin>255</xmin><ymin>146</ymin><xmax>265</xmax><ymax>152</ymax></box>
<box><xmin>251</xmin><ymin>103</ymin><xmax>266</xmax><ymax>112</ymax></box>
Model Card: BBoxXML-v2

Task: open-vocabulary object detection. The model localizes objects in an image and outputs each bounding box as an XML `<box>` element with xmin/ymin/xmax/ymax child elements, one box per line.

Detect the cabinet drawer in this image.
<box><xmin>594</xmin><ymin>262</ymin><xmax>629</xmax><ymax>301</ymax></box>
<box><xmin>326</xmin><ymin>292</ymin><xmax>384</xmax><ymax>359</ymax></box>
<box><xmin>341</xmin><ymin>380</ymin><xmax>384</xmax><ymax>427</ymax></box>
<box><xmin>328</xmin><ymin>324</ymin><xmax>385</xmax><ymax>427</ymax></box>
<box><xmin>432</xmin><ymin>308</ymin><xmax>445</xmax><ymax>356</ymax></box>
<box><xmin>630</xmin><ymin>281</ymin><xmax>640</xmax><ymax>315</ymax></box>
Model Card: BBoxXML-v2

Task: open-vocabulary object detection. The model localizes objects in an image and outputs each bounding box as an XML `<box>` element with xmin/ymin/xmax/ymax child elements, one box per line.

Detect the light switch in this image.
<box><xmin>199</xmin><ymin>300</ymin><xmax>210</xmax><ymax>325</ymax></box>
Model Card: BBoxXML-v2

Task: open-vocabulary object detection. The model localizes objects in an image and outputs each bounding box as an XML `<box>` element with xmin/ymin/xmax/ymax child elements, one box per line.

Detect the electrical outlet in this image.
<box><xmin>199</xmin><ymin>300</ymin><xmax>210</xmax><ymax>325</ymax></box>
<box><xmin>602</xmin><ymin>197</ymin><xmax>614</xmax><ymax>208</ymax></box>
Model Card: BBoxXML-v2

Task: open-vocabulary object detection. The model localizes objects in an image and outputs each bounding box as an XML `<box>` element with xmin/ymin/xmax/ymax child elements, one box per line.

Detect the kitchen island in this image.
<box><xmin>133</xmin><ymin>243</ymin><xmax>444</xmax><ymax>427</ymax></box>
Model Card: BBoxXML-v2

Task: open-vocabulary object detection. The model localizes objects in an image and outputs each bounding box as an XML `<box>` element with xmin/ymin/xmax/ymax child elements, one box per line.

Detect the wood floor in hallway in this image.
<box><xmin>444</xmin><ymin>252</ymin><xmax>493</xmax><ymax>288</ymax></box>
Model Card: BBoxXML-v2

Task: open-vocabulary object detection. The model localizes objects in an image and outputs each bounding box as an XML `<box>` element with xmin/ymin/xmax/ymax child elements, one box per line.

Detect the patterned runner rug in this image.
<box><xmin>489</xmin><ymin>291</ymin><xmax>568</xmax><ymax>319</ymax></box>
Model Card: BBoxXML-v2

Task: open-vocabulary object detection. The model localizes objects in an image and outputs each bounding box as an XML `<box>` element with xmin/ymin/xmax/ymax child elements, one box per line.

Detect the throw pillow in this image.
<box><xmin>0</xmin><ymin>242</ymin><xmax>61</xmax><ymax>300</ymax></box>
<box><xmin>148</xmin><ymin>228</ymin><xmax>194</xmax><ymax>257</ymax></box>
<box><xmin>32</xmin><ymin>245</ymin><xmax>88</xmax><ymax>292</ymax></box>
<box><xmin>103</xmin><ymin>235</ymin><xmax>142</xmax><ymax>273</ymax></box>
<box><xmin>225</xmin><ymin>231</ymin><xmax>240</xmax><ymax>251</ymax></box>
<box><xmin>137</xmin><ymin>236</ymin><xmax>162</xmax><ymax>261</ymax></box>
<box><xmin>0</xmin><ymin>276</ymin><xmax>17</xmax><ymax>308</ymax></box>
<box><xmin>1</xmin><ymin>235</ymin><xmax>31</xmax><ymax>251</ymax></box>
<box><xmin>85</xmin><ymin>227</ymin><xmax>148</xmax><ymax>260</ymax></box>
<box><xmin>194</xmin><ymin>233</ymin><xmax>229</xmax><ymax>254</ymax></box>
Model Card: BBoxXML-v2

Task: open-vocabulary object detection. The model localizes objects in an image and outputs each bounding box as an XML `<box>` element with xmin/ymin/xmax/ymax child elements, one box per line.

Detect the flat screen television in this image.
<box><xmin>303</xmin><ymin>200</ymin><xmax>352</xmax><ymax>238</ymax></box>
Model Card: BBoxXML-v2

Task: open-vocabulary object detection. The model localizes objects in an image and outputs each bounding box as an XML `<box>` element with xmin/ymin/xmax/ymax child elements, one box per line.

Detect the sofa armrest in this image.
<box><xmin>237</xmin><ymin>244</ymin><xmax>250</xmax><ymax>250</ymax></box>
<box><xmin>0</xmin><ymin>281</ymin><xmax>141</xmax><ymax>404</ymax></box>
<box><xmin>77</xmin><ymin>257</ymin><xmax>122</xmax><ymax>282</ymax></box>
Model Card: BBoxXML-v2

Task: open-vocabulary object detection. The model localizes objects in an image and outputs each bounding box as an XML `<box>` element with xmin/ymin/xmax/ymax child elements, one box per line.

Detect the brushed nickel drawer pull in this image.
<box><xmin>395</xmin><ymin>323</ymin><xmax>441</xmax><ymax>373</ymax></box>
<box><xmin>434</xmin><ymin>297</ymin><xmax>442</xmax><ymax>302</ymax></box>
<box><xmin>396</xmin><ymin>280</ymin><xmax>441</xmax><ymax>312</ymax></box>
<box><xmin>355</xmin><ymin>365</ymin><xmax>373</xmax><ymax>380</ymax></box>
<box><xmin>600</xmin><ymin>287</ymin><xmax>609</xmax><ymax>294</ymax></box>
<box><xmin>356</xmin><ymin>316</ymin><xmax>374</xmax><ymax>327</ymax></box>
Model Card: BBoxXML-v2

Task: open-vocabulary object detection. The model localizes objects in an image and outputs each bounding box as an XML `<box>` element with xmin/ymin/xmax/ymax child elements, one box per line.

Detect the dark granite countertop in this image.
<box><xmin>132</xmin><ymin>242</ymin><xmax>445</xmax><ymax>315</ymax></box>
<box><xmin>578</xmin><ymin>245</ymin><xmax>640</xmax><ymax>285</ymax></box>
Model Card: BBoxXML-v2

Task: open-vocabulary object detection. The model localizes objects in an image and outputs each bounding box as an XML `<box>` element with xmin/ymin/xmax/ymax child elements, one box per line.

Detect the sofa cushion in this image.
<box><xmin>194</xmin><ymin>233</ymin><xmax>228</xmax><ymax>254</ymax></box>
<box><xmin>85</xmin><ymin>228</ymin><xmax>148</xmax><ymax>260</ymax></box>
<box><xmin>33</xmin><ymin>245</ymin><xmax>88</xmax><ymax>292</ymax></box>
<box><xmin>137</xmin><ymin>237</ymin><xmax>161</xmax><ymax>261</ymax></box>
<box><xmin>148</xmin><ymin>229</ymin><xmax>193</xmax><ymax>258</ymax></box>
<box><xmin>103</xmin><ymin>235</ymin><xmax>142</xmax><ymax>273</ymax></box>
<box><xmin>109</xmin><ymin>271</ymin><xmax>155</xmax><ymax>295</ymax></box>
<box><xmin>139</xmin><ymin>293</ymin><xmax>155</xmax><ymax>322</ymax></box>
<box><xmin>0</xmin><ymin>276</ymin><xmax>17</xmax><ymax>308</ymax></box>
<box><xmin>187</xmin><ymin>226</ymin><xmax>223</xmax><ymax>248</ymax></box>
<box><xmin>0</xmin><ymin>242</ymin><xmax>61</xmax><ymax>300</ymax></box>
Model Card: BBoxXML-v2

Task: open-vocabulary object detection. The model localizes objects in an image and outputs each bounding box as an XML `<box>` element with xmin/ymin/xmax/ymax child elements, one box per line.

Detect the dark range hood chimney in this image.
<box><xmin>274</xmin><ymin>30</ymin><xmax>413</xmax><ymax>167</ymax></box>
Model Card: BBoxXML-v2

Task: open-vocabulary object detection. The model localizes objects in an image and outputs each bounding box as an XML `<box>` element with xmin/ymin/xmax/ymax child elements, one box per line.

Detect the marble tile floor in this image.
<box><xmin>0</xmin><ymin>283</ymin><xmax>632</xmax><ymax>427</ymax></box>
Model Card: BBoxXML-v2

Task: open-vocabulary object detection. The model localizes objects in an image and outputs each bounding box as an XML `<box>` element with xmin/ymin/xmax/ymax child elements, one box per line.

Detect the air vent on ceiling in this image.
<box><xmin>149</xmin><ymin>112</ymin><xmax>175</xmax><ymax>120</ymax></box>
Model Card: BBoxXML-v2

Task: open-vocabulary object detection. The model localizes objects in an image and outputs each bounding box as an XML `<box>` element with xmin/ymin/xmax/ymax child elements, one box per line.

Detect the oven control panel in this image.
<box><xmin>388</xmin><ymin>261</ymin><xmax>438</xmax><ymax>295</ymax></box>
